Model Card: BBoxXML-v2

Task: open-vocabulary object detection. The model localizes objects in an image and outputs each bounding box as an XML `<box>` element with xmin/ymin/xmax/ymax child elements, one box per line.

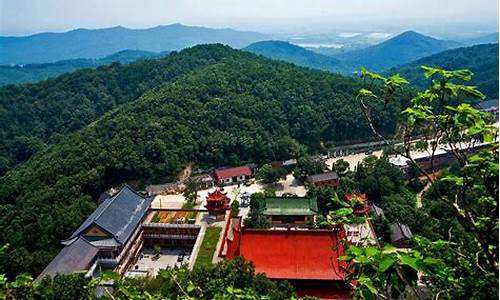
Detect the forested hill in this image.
<box><xmin>0</xmin><ymin>46</ymin><xmax>235</xmax><ymax>175</ymax></box>
<box><xmin>389</xmin><ymin>43</ymin><xmax>499</xmax><ymax>99</ymax></box>
<box><xmin>0</xmin><ymin>24</ymin><xmax>268</xmax><ymax>65</ymax></box>
<box><xmin>0</xmin><ymin>44</ymin><xmax>405</xmax><ymax>277</ymax></box>
<box><xmin>335</xmin><ymin>31</ymin><xmax>461</xmax><ymax>71</ymax></box>
<box><xmin>244</xmin><ymin>40</ymin><xmax>351</xmax><ymax>73</ymax></box>
<box><xmin>0</xmin><ymin>49</ymin><xmax>169</xmax><ymax>86</ymax></box>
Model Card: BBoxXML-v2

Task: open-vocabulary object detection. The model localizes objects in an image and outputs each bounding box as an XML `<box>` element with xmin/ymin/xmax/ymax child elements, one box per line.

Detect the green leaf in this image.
<box><xmin>334</xmin><ymin>207</ymin><xmax>354</xmax><ymax>216</ymax></box>
<box><xmin>450</xmin><ymin>69</ymin><xmax>473</xmax><ymax>81</ymax></box>
<box><xmin>421</xmin><ymin>66</ymin><xmax>441</xmax><ymax>78</ymax></box>
<box><xmin>458</xmin><ymin>85</ymin><xmax>485</xmax><ymax>99</ymax></box>
<box><xmin>365</xmin><ymin>246</ymin><xmax>380</xmax><ymax>258</ymax></box>
<box><xmin>441</xmin><ymin>175</ymin><xmax>464</xmax><ymax>186</ymax></box>
<box><xmin>358</xmin><ymin>88</ymin><xmax>377</xmax><ymax>98</ymax></box>
<box><xmin>186</xmin><ymin>281</ymin><xmax>195</xmax><ymax>293</ymax></box>
<box><xmin>360</xmin><ymin>67</ymin><xmax>385</xmax><ymax>81</ymax></box>
<box><xmin>423</xmin><ymin>257</ymin><xmax>440</xmax><ymax>265</ymax></box>
<box><xmin>381</xmin><ymin>244</ymin><xmax>397</xmax><ymax>253</ymax></box>
<box><xmin>387</xmin><ymin>74</ymin><xmax>409</xmax><ymax>86</ymax></box>
<box><xmin>379</xmin><ymin>255</ymin><xmax>398</xmax><ymax>272</ymax></box>
<box><xmin>358</xmin><ymin>275</ymin><xmax>378</xmax><ymax>295</ymax></box>
<box><xmin>398</xmin><ymin>255</ymin><xmax>421</xmax><ymax>271</ymax></box>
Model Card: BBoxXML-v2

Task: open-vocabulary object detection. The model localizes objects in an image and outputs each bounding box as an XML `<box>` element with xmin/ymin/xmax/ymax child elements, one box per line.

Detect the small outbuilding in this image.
<box><xmin>213</xmin><ymin>165</ymin><xmax>252</xmax><ymax>185</ymax></box>
<box><xmin>390</xmin><ymin>222</ymin><xmax>413</xmax><ymax>248</ymax></box>
<box><xmin>307</xmin><ymin>171</ymin><xmax>340</xmax><ymax>188</ymax></box>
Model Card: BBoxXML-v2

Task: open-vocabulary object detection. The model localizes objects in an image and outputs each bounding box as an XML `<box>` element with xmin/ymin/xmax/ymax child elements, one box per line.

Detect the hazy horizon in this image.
<box><xmin>1</xmin><ymin>0</ymin><xmax>498</xmax><ymax>38</ymax></box>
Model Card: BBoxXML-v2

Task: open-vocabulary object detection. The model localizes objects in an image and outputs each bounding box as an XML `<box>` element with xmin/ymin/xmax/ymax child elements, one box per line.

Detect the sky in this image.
<box><xmin>1</xmin><ymin>0</ymin><xmax>498</xmax><ymax>37</ymax></box>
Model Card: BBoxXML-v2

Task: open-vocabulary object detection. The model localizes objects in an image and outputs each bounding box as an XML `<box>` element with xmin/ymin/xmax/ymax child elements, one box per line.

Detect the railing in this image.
<box><xmin>142</xmin><ymin>223</ymin><xmax>201</xmax><ymax>229</ymax></box>
<box><xmin>143</xmin><ymin>233</ymin><xmax>198</xmax><ymax>240</ymax></box>
<box><xmin>148</xmin><ymin>208</ymin><xmax>208</xmax><ymax>212</ymax></box>
<box><xmin>114</xmin><ymin>226</ymin><xmax>143</xmax><ymax>264</ymax></box>
<box><xmin>86</xmin><ymin>260</ymin><xmax>99</xmax><ymax>277</ymax></box>
<box><xmin>116</xmin><ymin>239</ymin><xmax>144</xmax><ymax>275</ymax></box>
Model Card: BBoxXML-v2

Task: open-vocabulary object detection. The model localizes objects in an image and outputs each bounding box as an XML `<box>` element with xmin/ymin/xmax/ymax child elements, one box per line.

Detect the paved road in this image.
<box><xmin>326</xmin><ymin>150</ymin><xmax>383</xmax><ymax>171</ymax></box>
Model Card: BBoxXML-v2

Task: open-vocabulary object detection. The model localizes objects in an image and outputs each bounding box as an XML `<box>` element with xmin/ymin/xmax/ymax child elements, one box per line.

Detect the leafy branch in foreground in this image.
<box><xmin>340</xmin><ymin>243</ymin><xmax>445</xmax><ymax>300</ymax></box>
<box><xmin>352</xmin><ymin>65</ymin><xmax>498</xmax><ymax>299</ymax></box>
<box><xmin>1</xmin><ymin>257</ymin><xmax>297</xmax><ymax>299</ymax></box>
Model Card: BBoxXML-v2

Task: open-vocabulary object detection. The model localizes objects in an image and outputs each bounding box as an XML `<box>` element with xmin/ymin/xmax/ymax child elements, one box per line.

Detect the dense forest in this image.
<box><xmin>244</xmin><ymin>40</ymin><xmax>351</xmax><ymax>73</ymax></box>
<box><xmin>0</xmin><ymin>44</ymin><xmax>406</xmax><ymax>277</ymax></box>
<box><xmin>0</xmin><ymin>46</ymin><xmax>237</xmax><ymax>175</ymax></box>
<box><xmin>389</xmin><ymin>43</ymin><xmax>499</xmax><ymax>99</ymax></box>
<box><xmin>0</xmin><ymin>49</ymin><xmax>168</xmax><ymax>86</ymax></box>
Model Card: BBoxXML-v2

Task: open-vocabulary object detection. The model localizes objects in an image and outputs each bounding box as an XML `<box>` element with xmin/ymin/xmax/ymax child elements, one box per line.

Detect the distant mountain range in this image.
<box><xmin>245</xmin><ymin>31</ymin><xmax>497</xmax><ymax>74</ymax></box>
<box><xmin>389</xmin><ymin>43</ymin><xmax>499</xmax><ymax>99</ymax></box>
<box><xmin>0</xmin><ymin>49</ymin><xmax>169</xmax><ymax>86</ymax></box>
<box><xmin>243</xmin><ymin>33</ymin><xmax>498</xmax><ymax>99</ymax></box>
<box><xmin>0</xmin><ymin>26</ymin><xmax>497</xmax><ymax>85</ymax></box>
<box><xmin>459</xmin><ymin>32</ymin><xmax>499</xmax><ymax>46</ymax></box>
<box><xmin>0</xmin><ymin>24</ymin><xmax>268</xmax><ymax>65</ymax></box>
<box><xmin>333</xmin><ymin>31</ymin><xmax>462</xmax><ymax>71</ymax></box>
<box><xmin>243</xmin><ymin>40</ymin><xmax>350</xmax><ymax>73</ymax></box>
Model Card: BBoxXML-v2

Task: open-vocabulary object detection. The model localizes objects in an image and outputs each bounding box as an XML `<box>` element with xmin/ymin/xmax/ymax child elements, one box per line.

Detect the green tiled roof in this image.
<box><xmin>263</xmin><ymin>197</ymin><xmax>318</xmax><ymax>216</ymax></box>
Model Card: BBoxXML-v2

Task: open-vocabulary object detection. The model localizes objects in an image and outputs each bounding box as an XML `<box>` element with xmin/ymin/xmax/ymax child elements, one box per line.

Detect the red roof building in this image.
<box><xmin>224</xmin><ymin>226</ymin><xmax>351</xmax><ymax>299</ymax></box>
<box><xmin>232</xmin><ymin>229</ymin><xmax>348</xmax><ymax>280</ymax></box>
<box><xmin>213</xmin><ymin>166</ymin><xmax>252</xmax><ymax>185</ymax></box>
<box><xmin>221</xmin><ymin>218</ymin><xmax>351</xmax><ymax>299</ymax></box>
<box><xmin>205</xmin><ymin>190</ymin><xmax>230</xmax><ymax>214</ymax></box>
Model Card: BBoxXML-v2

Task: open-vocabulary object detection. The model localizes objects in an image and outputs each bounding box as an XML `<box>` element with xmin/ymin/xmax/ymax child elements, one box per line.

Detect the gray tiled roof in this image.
<box><xmin>38</xmin><ymin>237</ymin><xmax>98</xmax><ymax>279</ymax></box>
<box><xmin>307</xmin><ymin>171</ymin><xmax>339</xmax><ymax>183</ymax></box>
<box><xmin>390</xmin><ymin>222</ymin><xmax>413</xmax><ymax>242</ymax></box>
<box><xmin>369</xmin><ymin>204</ymin><xmax>385</xmax><ymax>217</ymax></box>
<box><xmin>67</xmin><ymin>185</ymin><xmax>153</xmax><ymax>245</ymax></box>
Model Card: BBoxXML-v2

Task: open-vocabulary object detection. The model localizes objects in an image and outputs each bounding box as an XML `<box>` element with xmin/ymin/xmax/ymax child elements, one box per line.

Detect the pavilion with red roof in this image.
<box><xmin>205</xmin><ymin>189</ymin><xmax>230</xmax><ymax>215</ymax></box>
